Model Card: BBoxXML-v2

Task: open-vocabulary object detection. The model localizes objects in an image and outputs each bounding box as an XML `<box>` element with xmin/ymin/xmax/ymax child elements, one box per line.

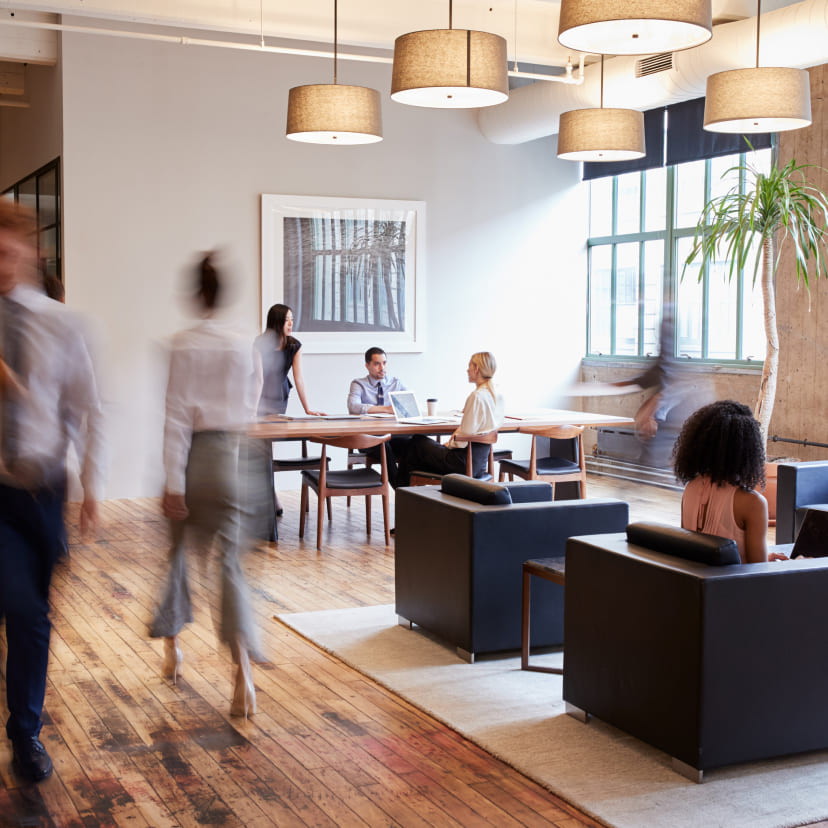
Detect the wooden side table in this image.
<box><xmin>521</xmin><ymin>557</ymin><xmax>566</xmax><ymax>674</ymax></box>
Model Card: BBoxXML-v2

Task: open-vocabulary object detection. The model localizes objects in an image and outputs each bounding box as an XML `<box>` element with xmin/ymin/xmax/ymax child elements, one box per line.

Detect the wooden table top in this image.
<box><xmin>248</xmin><ymin>408</ymin><xmax>634</xmax><ymax>440</ymax></box>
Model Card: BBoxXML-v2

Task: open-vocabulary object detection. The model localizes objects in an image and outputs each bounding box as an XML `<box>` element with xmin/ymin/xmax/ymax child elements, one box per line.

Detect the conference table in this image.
<box><xmin>249</xmin><ymin>408</ymin><xmax>634</xmax><ymax>441</ymax></box>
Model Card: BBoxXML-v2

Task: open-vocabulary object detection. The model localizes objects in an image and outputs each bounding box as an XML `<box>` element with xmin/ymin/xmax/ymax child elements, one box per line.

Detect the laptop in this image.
<box><xmin>791</xmin><ymin>508</ymin><xmax>828</xmax><ymax>558</ymax></box>
<box><xmin>389</xmin><ymin>391</ymin><xmax>458</xmax><ymax>425</ymax></box>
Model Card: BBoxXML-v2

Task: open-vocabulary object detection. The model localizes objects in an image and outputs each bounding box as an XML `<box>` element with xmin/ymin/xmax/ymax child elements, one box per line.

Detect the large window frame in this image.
<box><xmin>587</xmin><ymin>145</ymin><xmax>773</xmax><ymax>366</ymax></box>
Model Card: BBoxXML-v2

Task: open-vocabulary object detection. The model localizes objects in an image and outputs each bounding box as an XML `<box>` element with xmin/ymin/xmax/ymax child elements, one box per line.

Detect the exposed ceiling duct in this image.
<box><xmin>478</xmin><ymin>0</ymin><xmax>828</xmax><ymax>145</ymax></box>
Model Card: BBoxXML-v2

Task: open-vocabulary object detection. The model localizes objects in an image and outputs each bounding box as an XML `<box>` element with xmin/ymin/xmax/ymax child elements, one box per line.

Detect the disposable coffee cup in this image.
<box><xmin>426</xmin><ymin>398</ymin><xmax>438</xmax><ymax>416</ymax></box>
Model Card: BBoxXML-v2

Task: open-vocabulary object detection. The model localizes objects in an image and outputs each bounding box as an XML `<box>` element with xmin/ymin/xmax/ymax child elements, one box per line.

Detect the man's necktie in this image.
<box><xmin>376</xmin><ymin>383</ymin><xmax>384</xmax><ymax>406</ymax></box>
<box><xmin>1</xmin><ymin>296</ymin><xmax>25</xmax><ymax>469</ymax></box>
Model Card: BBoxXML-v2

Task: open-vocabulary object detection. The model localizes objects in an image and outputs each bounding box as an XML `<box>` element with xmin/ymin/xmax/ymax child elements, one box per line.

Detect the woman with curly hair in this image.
<box><xmin>673</xmin><ymin>400</ymin><xmax>787</xmax><ymax>563</ymax></box>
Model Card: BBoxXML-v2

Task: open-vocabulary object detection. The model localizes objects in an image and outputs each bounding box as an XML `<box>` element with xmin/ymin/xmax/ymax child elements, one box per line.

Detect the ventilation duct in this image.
<box><xmin>478</xmin><ymin>0</ymin><xmax>828</xmax><ymax>144</ymax></box>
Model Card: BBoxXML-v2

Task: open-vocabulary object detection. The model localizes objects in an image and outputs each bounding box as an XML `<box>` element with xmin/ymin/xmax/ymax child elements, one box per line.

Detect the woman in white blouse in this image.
<box><xmin>396</xmin><ymin>352</ymin><xmax>505</xmax><ymax>487</ymax></box>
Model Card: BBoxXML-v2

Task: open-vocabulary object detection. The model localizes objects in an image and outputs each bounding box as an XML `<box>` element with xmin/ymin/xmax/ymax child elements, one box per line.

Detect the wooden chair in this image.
<box><xmin>271</xmin><ymin>438</ymin><xmax>331</xmax><ymax>518</ymax></box>
<box><xmin>498</xmin><ymin>425</ymin><xmax>587</xmax><ymax>499</ymax></box>
<box><xmin>409</xmin><ymin>430</ymin><xmax>498</xmax><ymax>486</ymax></box>
<box><xmin>345</xmin><ymin>448</ymin><xmax>375</xmax><ymax>506</ymax></box>
<box><xmin>299</xmin><ymin>434</ymin><xmax>392</xmax><ymax>550</ymax></box>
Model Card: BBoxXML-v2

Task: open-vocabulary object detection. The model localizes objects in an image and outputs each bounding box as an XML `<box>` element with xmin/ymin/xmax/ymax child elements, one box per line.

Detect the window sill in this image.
<box><xmin>582</xmin><ymin>356</ymin><xmax>763</xmax><ymax>376</ymax></box>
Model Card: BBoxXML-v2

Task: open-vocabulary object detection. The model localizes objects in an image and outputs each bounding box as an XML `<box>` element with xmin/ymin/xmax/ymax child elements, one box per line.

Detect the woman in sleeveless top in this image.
<box><xmin>673</xmin><ymin>400</ymin><xmax>787</xmax><ymax>563</ymax></box>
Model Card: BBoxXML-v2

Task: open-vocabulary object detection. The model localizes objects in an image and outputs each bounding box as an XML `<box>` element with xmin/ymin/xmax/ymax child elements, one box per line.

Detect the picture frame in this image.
<box><xmin>261</xmin><ymin>194</ymin><xmax>426</xmax><ymax>353</ymax></box>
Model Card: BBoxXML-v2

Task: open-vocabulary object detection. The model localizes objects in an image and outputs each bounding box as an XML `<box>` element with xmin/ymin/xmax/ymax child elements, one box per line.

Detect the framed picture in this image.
<box><xmin>261</xmin><ymin>194</ymin><xmax>426</xmax><ymax>353</ymax></box>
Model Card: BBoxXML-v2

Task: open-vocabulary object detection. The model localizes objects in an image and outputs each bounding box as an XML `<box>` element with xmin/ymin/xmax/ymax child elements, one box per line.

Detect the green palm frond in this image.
<box><xmin>684</xmin><ymin>156</ymin><xmax>828</xmax><ymax>290</ymax></box>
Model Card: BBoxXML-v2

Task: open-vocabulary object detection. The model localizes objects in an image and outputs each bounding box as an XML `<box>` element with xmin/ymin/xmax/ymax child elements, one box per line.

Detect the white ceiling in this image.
<box><xmin>0</xmin><ymin>0</ymin><xmax>804</xmax><ymax>71</ymax></box>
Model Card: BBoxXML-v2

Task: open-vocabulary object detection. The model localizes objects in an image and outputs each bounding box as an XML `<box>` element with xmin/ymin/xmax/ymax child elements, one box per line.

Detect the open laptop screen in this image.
<box><xmin>389</xmin><ymin>391</ymin><xmax>421</xmax><ymax>420</ymax></box>
<box><xmin>792</xmin><ymin>508</ymin><xmax>828</xmax><ymax>558</ymax></box>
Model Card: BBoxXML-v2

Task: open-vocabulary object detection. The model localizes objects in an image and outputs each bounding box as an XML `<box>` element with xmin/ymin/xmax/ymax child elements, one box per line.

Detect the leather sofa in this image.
<box><xmin>563</xmin><ymin>522</ymin><xmax>828</xmax><ymax>780</ymax></box>
<box><xmin>776</xmin><ymin>460</ymin><xmax>828</xmax><ymax>543</ymax></box>
<box><xmin>394</xmin><ymin>474</ymin><xmax>629</xmax><ymax>661</ymax></box>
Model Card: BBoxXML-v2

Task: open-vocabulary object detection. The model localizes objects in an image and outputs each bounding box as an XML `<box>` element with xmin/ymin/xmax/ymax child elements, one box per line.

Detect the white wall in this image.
<box><xmin>59</xmin><ymin>30</ymin><xmax>588</xmax><ymax>497</ymax></box>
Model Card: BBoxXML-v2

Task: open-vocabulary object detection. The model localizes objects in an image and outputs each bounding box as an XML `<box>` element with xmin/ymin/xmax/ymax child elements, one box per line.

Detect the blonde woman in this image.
<box><xmin>396</xmin><ymin>352</ymin><xmax>505</xmax><ymax>487</ymax></box>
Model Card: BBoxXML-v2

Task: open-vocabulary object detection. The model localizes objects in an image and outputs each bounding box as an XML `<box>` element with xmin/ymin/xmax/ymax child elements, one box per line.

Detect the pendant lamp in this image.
<box><xmin>558</xmin><ymin>0</ymin><xmax>712</xmax><ymax>56</ymax></box>
<box><xmin>557</xmin><ymin>56</ymin><xmax>645</xmax><ymax>162</ymax></box>
<box><xmin>391</xmin><ymin>0</ymin><xmax>508</xmax><ymax>108</ymax></box>
<box><xmin>704</xmin><ymin>0</ymin><xmax>810</xmax><ymax>133</ymax></box>
<box><xmin>286</xmin><ymin>0</ymin><xmax>382</xmax><ymax>144</ymax></box>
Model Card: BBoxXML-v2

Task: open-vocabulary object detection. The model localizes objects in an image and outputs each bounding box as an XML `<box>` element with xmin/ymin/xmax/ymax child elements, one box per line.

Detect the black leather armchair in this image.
<box><xmin>394</xmin><ymin>475</ymin><xmax>629</xmax><ymax>661</ymax></box>
<box><xmin>776</xmin><ymin>461</ymin><xmax>828</xmax><ymax>543</ymax></box>
<box><xmin>563</xmin><ymin>523</ymin><xmax>828</xmax><ymax>780</ymax></box>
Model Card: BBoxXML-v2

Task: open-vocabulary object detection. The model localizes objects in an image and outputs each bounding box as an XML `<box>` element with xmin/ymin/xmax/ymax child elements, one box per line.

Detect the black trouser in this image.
<box><xmin>396</xmin><ymin>435</ymin><xmax>489</xmax><ymax>488</ymax></box>
<box><xmin>364</xmin><ymin>435</ymin><xmax>412</xmax><ymax>488</ymax></box>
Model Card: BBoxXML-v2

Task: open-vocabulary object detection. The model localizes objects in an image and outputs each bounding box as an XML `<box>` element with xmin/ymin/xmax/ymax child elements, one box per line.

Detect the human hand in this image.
<box><xmin>306</xmin><ymin>409</ymin><xmax>326</xmax><ymax>416</ymax></box>
<box><xmin>768</xmin><ymin>551</ymin><xmax>790</xmax><ymax>561</ymax></box>
<box><xmin>79</xmin><ymin>497</ymin><xmax>99</xmax><ymax>538</ymax></box>
<box><xmin>637</xmin><ymin>417</ymin><xmax>658</xmax><ymax>440</ymax></box>
<box><xmin>163</xmin><ymin>491</ymin><xmax>189</xmax><ymax>521</ymax></box>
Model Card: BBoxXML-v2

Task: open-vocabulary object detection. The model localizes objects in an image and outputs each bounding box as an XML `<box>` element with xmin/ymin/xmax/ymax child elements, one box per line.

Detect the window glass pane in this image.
<box><xmin>742</xmin><ymin>236</ymin><xmax>766</xmax><ymax>362</ymax></box>
<box><xmin>643</xmin><ymin>240</ymin><xmax>664</xmax><ymax>356</ymax></box>
<box><xmin>675</xmin><ymin>159</ymin><xmax>706</xmax><ymax>229</ymax></box>
<box><xmin>17</xmin><ymin>175</ymin><xmax>36</xmax><ymax>214</ymax></box>
<box><xmin>614</xmin><ymin>242</ymin><xmax>639</xmax><ymax>355</ymax></box>
<box><xmin>589</xmin><ymin>177</ymin><xmax>613</xmax><ymax>237</ymax></box>
<box><xmin>749</xmin><ymin>146</ymin><xmax>772</xmax><ymax>176</ymax></box>
<box><xmin>589</xmin><ymin>245</ymin><xmax>612</xmax><ymax>354</ymax></box>
<box><xmin>37</xmin><ymin>166</ymin><xmax>57</xmax><ymax>227</ymax></box>
<box><xmin>38</xmin><ymin>226</ymin><xmax>57</xmax><ymax>279</ymax></box>
<box><xmin>644</xmin><ymin>166</ymin><xmax>666</xmax><ymax>233</ymax></box>
<box><xmin>709</xmin><ymin>154</ymin><xmax>739</xmax><ymax>201</ymax></box>
<box><xmin>676</xmin><ymin>237</ymin><xmax>702</xmax><ymax>358</ymax></box>
<box><xmin>616</xmin><ymin>172</ymin><xmax>641</xmax><ymax>235</ymax></box>
<box><xmin>707</xmin><ymin>257</ymin><xmax>738</xmax><ymax>360</ymax></box>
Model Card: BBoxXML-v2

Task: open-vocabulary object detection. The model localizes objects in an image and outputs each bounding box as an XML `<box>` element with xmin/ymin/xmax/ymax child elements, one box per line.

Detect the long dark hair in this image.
<box><xmin>673</xmin><ymin>400</ymin><xmax>765</xmax><ymax>490</ymax></box>
<box><xmin>265</xmin><ymin>303</ymin><xmax>292</xmax><ymax>349</ymax></box>
<box><xmin>197</xmin><ymin>253</ymin><xmax>221</xmax><ymax>309</ymax></box>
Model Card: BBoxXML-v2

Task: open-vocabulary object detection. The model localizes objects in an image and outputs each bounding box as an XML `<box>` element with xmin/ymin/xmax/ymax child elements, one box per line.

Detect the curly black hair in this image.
<box><xmin>672</xmin><ymin>400</ymin><xmax>765</xmax><ymax>490</ymax></box>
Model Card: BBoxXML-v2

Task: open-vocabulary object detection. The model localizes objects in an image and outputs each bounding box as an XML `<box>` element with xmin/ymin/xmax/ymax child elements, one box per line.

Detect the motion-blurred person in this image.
<box><xmin>150</xmin><ymin>253</ymin><xmax>262</xmax><ymax>718</ymax></box>
<box><xmin>0</xmin><ymin>200</ymin><xmax>104</xmax><ymax>782</ymax></box>
<box><xmin>347</xmin><ymin>346</ymin><xmax>411</xmax><ymax>487</ymax></box>
<box><xmin>397</xmin><ymin>352</ymin><xmax>504</xmax><ymax>487</ymax></box>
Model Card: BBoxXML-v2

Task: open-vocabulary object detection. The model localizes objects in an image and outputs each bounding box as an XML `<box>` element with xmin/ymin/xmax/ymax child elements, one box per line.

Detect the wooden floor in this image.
<box><xmin>0</xmin><ymin>475</ymin><xmax>821</xmax><ymax>828</ymax></box>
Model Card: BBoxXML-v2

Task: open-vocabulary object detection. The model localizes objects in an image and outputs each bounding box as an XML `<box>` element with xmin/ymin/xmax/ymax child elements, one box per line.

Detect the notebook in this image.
<box><xmin>791</xmin><ymin>508</ymin><xmax>828</xmax><ymax>558</ymax></box>
<box><xmin>389</xmin><ymin>391</ymin><xmax>457</xmax><ymax>424</ymax></box>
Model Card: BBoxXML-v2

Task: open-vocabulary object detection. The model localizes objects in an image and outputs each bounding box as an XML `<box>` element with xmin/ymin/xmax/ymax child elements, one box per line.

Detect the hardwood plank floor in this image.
<box><xmin>0</xmin><ymin>475</ymin><xmax>812</xmax><ymax>827</ymax></box>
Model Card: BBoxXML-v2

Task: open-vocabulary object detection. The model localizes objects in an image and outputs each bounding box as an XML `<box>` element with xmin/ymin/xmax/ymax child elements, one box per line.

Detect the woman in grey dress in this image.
<box><xmin>150</xmin><ymin>253</ymin><xmax>262</xmax><ymax>718</ymax></box>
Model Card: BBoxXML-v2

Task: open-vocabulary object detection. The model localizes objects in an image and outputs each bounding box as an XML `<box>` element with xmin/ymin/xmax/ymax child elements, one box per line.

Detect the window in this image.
<box><xmin>3</xmin><ymin>158</ymin><xmax>61</xmax><ymax>284</ymax></box>
<box><xmin>587</xmin><ymin>146</ymin><xmax>771</xmax><ymax>363</ymax></box>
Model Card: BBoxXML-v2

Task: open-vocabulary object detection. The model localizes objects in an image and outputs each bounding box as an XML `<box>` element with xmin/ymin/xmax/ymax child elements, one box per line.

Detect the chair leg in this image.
<box><xmin>316</xmin><ymin>490</ymin><xmax>324</xmax><ymax>551</ymax></box>
<box><xmin>326</xmin><ymin>497</ymin><xmax>332</xmax><ymax>521</ymax></box>
<box><xmin>365</xmin><ymin>495</ymin><xmax>372</xmax><ymax>536</ymax></box>
<box><xmin>382</xmin><ymin>492</ymin><xmax>390</xmax><ymax>546</ymax></box>
<box><xmin>347</xmin><ymin>496</ymin><xmax>351</xmax><ymax>507</ymax></box>
<box><xmin>299</xmin><ymin>482</ymin><xmax>308</xmax><ymax>538</ymax></box>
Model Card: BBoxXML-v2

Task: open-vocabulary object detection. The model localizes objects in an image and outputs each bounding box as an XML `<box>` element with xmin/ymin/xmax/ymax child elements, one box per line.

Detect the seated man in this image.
<box><xmin>347</xmin><ymin>346</ymin><xmax>410</xmax><ymax>487</ymax></box>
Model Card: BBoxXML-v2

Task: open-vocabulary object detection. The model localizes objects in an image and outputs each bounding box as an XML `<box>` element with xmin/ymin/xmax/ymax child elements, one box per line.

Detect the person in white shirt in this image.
<box><xmin>0</xmin><ymin>201</ymin><xmax>104</xmax><ymax>783</ymax></box>
<box><xmin>396</xmin><ymin>352</ymin><xmax>505</xmax><ymax>487</ymax></box>
<box><xmin>150</xmin><ymin>253</ymin><xmax>263</xmax><ymax>719</ymax></box>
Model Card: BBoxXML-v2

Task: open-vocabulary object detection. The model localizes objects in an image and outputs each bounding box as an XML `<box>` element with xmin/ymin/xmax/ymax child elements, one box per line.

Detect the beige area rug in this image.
<box><xmin>277</xmin><ymin>604</ymin><xmax>828</xmax><ymax>828</ymax></box>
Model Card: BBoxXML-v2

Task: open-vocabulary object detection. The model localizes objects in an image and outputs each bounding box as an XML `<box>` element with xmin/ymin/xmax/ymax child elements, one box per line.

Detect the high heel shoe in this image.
<box><xmin>230</xmin><ymin>656</ymin><xmax>256</xmax><ymax>719</ymax></box>
<box><xmin>162</xmin><ymin>637</ymin><xmax>183</xmax><ymax>684</ymax></box>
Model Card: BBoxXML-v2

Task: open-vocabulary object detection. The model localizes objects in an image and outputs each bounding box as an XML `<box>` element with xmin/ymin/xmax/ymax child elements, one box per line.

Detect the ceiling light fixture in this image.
<box><xmin>557</xmin><ymin>0</ymin><xmax>712</xmax><ymax>56</ymax></box>
<box><xmin>704</xmin><ymin>0</ymin><xmax>810</xmax><ymax>133</ymax></box>
<box><xmin>286</xmin><ymin>0</ymin><xmax>382</xmax><ymax>144</ymax></box>
<box><xmin>557</xmin><ymin>56</ymin><xmax>645</xmax><ymax>162</ymax></box>
<box><xmin>391</xmin><ymin>0</ymin><xmax>508</xmax><ymax>108</ymax></box>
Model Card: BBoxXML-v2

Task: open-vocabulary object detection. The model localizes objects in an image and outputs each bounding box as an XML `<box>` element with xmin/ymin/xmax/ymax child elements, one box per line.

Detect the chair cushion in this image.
<box><xmin>273</xmin><ymin>456</ymin><xmax>327</xmax><ymax>470</ymax></box>
<box><xmin>504</xmin><ymin>481</ymin><xmax>554</xmax><ymax>503</ymax></box>
<box><xmin>500</xmin><ymin>456</ymin><xmax>580</xmax><ymax>475</ymax></box>
<box><xmin>626</xmin><ymin>522</ymin><xmax>741</xmax><ymax>566</ymax></box>
<box><xmin>301</xmin><ymin>468</ymin><xmax>384</xmax><ymax>490</ymax></box>
<box><xmin>440</xmin><ymin>474</ymin><xmax>512</xmax><ymax>505</ymax></box>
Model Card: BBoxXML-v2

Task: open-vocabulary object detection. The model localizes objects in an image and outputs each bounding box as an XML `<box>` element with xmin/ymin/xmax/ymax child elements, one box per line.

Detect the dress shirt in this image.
<box><xmin>0</xmin><ymin>284</ymin><xmax>105</xmax><ymax>498</ymax></box>
<box><xmin>164</xmin><ymin>318</ymin><xmax>262</xmax><ymax>494</ymax></box>
<box><xmin>447</xmin><ymin>384</ymin><xmax>505</xmax><ymax>449</ymax></box>
<box><xmin>347</xmin><ymin>374</ymin><xmax>406</xmax><ymax>415</ymax></box>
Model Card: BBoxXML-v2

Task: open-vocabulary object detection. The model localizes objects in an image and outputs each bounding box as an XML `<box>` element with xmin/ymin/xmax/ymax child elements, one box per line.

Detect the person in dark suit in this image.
<box><xmin>0</xmin><ymin>199</ymin><xmax>104</xmax><ymax>783</ymax></box>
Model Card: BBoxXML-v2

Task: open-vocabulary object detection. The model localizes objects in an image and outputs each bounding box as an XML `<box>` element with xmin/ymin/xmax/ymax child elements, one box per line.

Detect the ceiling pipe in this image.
<box><xmin>478</xmin><ymin>0</ymin><xmax>828</xmax><ymax>144</ymax></box>
<box><xmin>0</xmin><ymin>17</ymin><xmax>583</xmax><ymax>84</ymax></box>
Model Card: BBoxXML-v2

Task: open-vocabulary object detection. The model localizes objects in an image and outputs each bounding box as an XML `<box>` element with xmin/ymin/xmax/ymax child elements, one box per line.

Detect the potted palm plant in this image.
<box><xmin>685</xmin><ymin>154</ymin><xmax>828</xmax><ymax>450</ymax></box>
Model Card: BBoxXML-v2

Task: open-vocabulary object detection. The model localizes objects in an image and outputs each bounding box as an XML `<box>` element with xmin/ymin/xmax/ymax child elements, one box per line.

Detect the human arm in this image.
<box><xmin>291</xmin><ymin>349</ymin><xmax>325</xmax><ymax>416</ymax></box>
<box><xmin>347</xmin><ymin>378</ymin><xmax>391</xmax><ymax>414</ymax></box>
<box><xmin>634</xmin><ymin>392</ymin><xmax>662</xmax><ymax>440</ymax></box>
<box><xmin>734</xmin><ymin>487</ymin><xmax>770</xmax><ymax>563</ymax></box>
<box><xmin>447</xmin><ymin>393</ymin><xmax>486</xmax><ymax>448</ymax></box>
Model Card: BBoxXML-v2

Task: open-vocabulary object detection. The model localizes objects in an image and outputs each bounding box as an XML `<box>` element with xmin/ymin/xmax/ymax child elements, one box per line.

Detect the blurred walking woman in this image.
<box><xmin>151</xmin><ymin>253</ymin><xmax>262</xmax><ymax>718</ymax></box>
<box><xmin>255</xmin><ymin>303</ymin><xmax>322</xmax><ymax>416</ymax></box>
<box><xmin>397</xmin><ymin>352</ymin><xmax>505</xmax><ymax>486</ymax></box>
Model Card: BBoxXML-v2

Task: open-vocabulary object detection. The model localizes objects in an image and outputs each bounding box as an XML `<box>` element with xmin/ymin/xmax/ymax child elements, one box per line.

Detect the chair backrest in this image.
<box><xmin>465</xmin><ymin>429</ymin><xmax>498</xmax><ymax>477</ymax></box>
<box><xmin>518</xmin><ymin>424</ymin><xmax>584</xmax><ymax>478</ymax></box>
<box><xmin>309</xmin><ymin>433</ymin><xmax>391</xmax><ymax>488</ymax></box>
